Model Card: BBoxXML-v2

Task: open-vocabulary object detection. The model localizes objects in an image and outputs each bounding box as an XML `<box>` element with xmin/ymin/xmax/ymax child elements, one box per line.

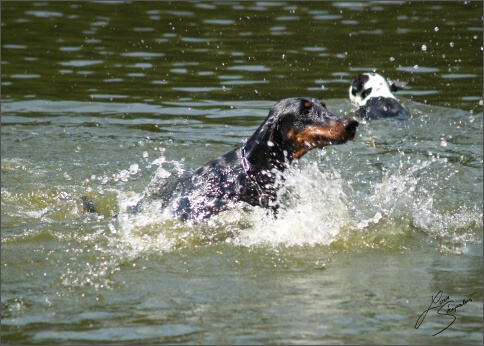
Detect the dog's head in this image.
<box><xmin>349</xmin><ymin>73</ymin><xmax>408</xmax><ymax>119</ymax></box>
<box><xmin>246</xmin><ymin>97</ymin><xmax>358</xmax><ymax>164</ymax></box>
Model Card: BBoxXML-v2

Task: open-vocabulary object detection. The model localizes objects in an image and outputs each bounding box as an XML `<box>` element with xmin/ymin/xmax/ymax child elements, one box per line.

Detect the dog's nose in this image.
<box><xmin>342</xmin><ymin>118</ymin><xmax>359</xmax><ymax>138</ymax></box>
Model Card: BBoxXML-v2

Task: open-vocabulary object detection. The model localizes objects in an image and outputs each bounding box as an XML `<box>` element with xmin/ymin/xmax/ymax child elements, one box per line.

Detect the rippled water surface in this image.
<box><xmin>2</xmin><ymin>1</ymin><xmax>483</xmax><ymax>344</ymax></box>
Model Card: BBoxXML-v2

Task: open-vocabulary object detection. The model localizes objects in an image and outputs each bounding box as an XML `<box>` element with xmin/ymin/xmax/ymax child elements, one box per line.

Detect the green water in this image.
<box><xmin>2</xmin><ymin>1</ymin><xmax>483</xmax><ymax>344</ymax></box>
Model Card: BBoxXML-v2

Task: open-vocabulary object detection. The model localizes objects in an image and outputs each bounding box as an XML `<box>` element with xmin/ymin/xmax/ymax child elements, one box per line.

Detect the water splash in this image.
<box><xmin>107</xmin><ymin>146</ymin><xmax>481</xmax><ymax>257</ymax></box>
<box><xmin>232</xmin><ymin>162</ymin><xmax>352</xmax><ymax>248</ymax></box>
<box><xmin>43</xmin><ymin>136</ymin><xmax>479</xmax><ymax>294</ymax></box>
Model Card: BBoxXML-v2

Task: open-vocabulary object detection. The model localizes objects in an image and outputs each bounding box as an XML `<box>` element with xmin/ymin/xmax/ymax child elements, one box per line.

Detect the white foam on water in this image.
<box><xmin>231</xmin><ymin>162</ymin><xmax>352</xmax><ymax>248</ymax></box>
<box><xmin>109</xmin><ymin>149</ymin><xmax>482</xmax><ymax>257</ymax></box>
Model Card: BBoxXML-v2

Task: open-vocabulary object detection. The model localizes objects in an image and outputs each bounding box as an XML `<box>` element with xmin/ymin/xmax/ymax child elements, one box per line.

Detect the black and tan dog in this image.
<box><xmin>132</xmin><ymin>97</ymin><xmax>358</xmax><ymax>220</ymax></box>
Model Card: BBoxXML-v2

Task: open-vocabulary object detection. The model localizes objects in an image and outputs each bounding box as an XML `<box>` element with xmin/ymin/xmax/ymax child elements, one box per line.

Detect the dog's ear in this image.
<box><xmin>387</xmin><ymin>78</ymin><xmax>408</xmax><ymax>92</ymax></box>
<box><xmin>351</xmin><ymin>74</ymin><xmax>370</xmax><ymax>96</ymax></box>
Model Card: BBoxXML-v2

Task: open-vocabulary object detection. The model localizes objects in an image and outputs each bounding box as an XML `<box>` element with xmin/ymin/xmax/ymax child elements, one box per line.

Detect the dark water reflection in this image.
<box><xmin>2</xmin><ymin>1</ymin><xmax>482</xmax><ymax>111</ymax></box>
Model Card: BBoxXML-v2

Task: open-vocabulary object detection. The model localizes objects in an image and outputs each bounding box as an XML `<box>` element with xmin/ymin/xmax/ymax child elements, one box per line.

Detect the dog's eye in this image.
<box><xmin>300</xmin><ymin>99</ymin><xmax>314</xmax><ymax>115</ymax></box>
<box><xmin>319</xmin><ymin>100</ymin><xmax>326</xmax><ymax>108</ymax></box>
<box><xmin>361</xmin><ymin>87</ymin><xmax>372</xmax><ymax>99</ymax></box>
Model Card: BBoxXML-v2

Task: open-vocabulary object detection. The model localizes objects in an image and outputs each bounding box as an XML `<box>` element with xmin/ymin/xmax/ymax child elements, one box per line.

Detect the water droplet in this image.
<box><xmin>129</xmin><ymin>164</ymin><xmax>139</xmax><ymax>175</ymax></box>
<box><xmin>421</xmin><ymin>44</ymin><xmax>427</xmax><ymax>52</ymax></box>
<box><xmin>434</xmin><ymin>27</ymin><xmax>439</xmax><ymax>32</ymax></box>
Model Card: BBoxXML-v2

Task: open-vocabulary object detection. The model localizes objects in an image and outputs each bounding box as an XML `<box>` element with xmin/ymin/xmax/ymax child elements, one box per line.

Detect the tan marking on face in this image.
<box><xmin>288</xmin><ymin>122</ymin><xmax>349</xmax><ymax>159</ymax></box>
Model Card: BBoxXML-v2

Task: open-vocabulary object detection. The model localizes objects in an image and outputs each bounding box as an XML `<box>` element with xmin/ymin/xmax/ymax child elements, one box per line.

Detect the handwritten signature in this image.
<box><xmin>415</xmin><ymin>290</ymin><xmax>477</xmax><ymax>336</ymax></box>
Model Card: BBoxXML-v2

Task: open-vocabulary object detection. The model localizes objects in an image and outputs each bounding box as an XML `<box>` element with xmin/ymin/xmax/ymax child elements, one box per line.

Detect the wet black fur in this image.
<box><xmin>132</xmin><ymin>97</ymin><xmax>358</xmax><ymax>221</ymax></box>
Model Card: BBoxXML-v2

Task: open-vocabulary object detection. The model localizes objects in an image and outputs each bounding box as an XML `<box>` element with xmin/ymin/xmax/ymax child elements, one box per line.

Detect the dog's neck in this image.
<box><xmin>243</xmin><ymin>127</ymin><xmax>292</xmax><ymax>173</ymax></box>
<box><xmin>240</xmin><ymin>141</ymin><xmax>283</xmax><ymax>209</ymax></box>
